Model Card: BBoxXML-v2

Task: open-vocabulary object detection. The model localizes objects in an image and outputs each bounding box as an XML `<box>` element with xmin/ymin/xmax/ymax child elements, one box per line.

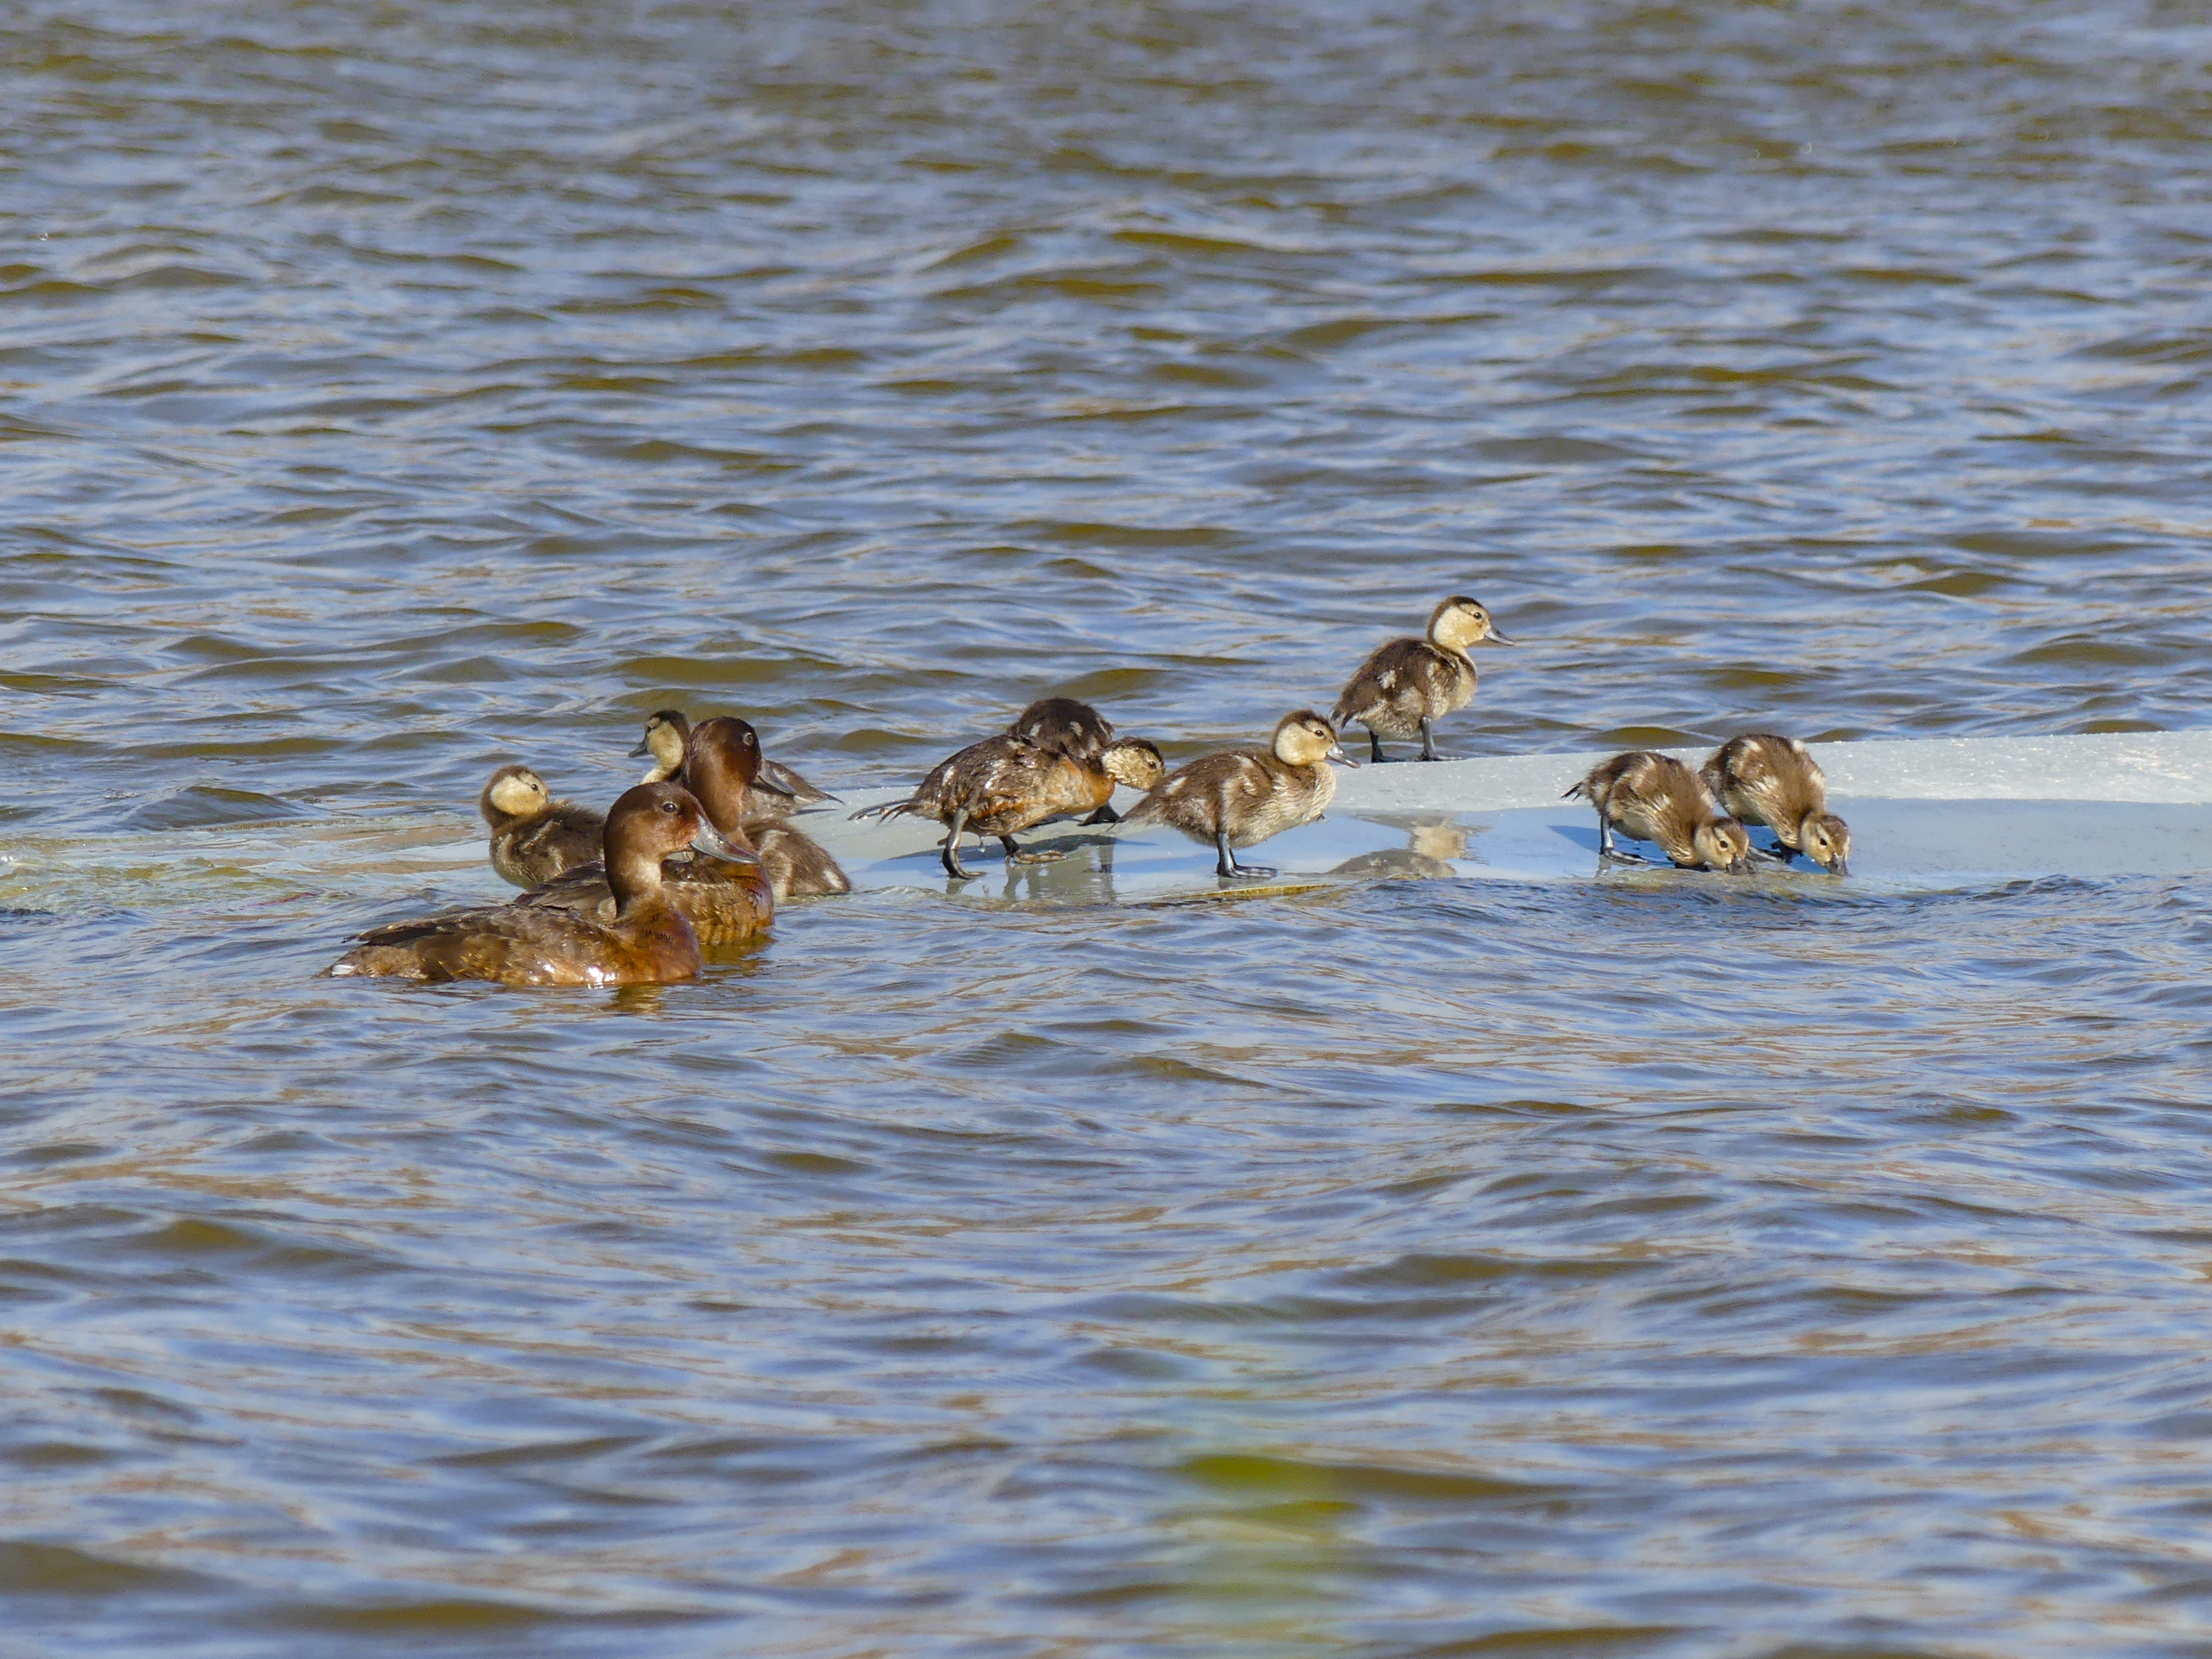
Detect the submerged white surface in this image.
<box><xmin>814</xmin><ymin>728</ymin><xmax>2212</xmax><ymax>903</ymax></box>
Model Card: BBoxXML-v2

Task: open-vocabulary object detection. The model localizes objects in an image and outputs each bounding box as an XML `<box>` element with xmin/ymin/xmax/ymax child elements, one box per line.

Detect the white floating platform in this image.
<box><xmin>815</xmin><ymin>730</ymin><xmax>2212</xmax><ymax>903</ymax></box>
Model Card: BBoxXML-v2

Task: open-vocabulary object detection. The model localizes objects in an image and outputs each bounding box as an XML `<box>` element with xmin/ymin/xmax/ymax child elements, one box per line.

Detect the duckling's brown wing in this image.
<box><xmin>1332</xmin><ymin>638</ymin><xmax>1440</xmax><ymax>729</ymax></box>
<box><xmin>498</xmin><ymin>803</ymin><xmax>604</xmax><ymax>886</ymax></box>
<box><xmin>1008</xmin><ymin>698</ymin><xmax>1114</xmax><ymax>761</ymax></box>
<box><xmin>1123</xmin><ymin>750</ymin><xmax>1266</xmax><ymax>834</ymax></box>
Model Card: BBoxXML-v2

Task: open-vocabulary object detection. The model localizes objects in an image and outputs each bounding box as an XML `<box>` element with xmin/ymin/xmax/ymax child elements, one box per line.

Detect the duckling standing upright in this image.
<box><xmin>1702</xmin><ymin>734</ymin><xmax>1850</xmax><ymax>874</ymax></box>
<box><xmin>634</xmin><ymin>709</ymin><xmax>837</xmax><ymax>817</ymax></box>
<box><xmin>522</xmin><ymin>719</ymin><xmax>785</xmax><ymax>942</ymax></box>
<box><xmin>1566</xmin><ymin>751</ymin><xmax>1752</xmax><ymax>873</ymax></box>
<box><xmin>1331</xmin><ymin>597</ymin><xmax>1514</xmax><ymax>763</ymax></box>
<box><xmin>330</xmin><ymin>782</ymin><xmax>752</xmax><ymax>986</ymax></box>
<box><xmin>632</xmin><ymin>709</ymin><xmax>848</xmax><ymax>899</ymax></box>
<box><xmin>1119</xmin><ymin>711</ymin><xmax>1354</xmax><ymax>880</ymax></box>
<box><xmin>480</xmin><ymin>764</ymin><xmax>604</xmax><ymax>888</ymax></box>
<box><xmin>854</xmin><ymin>732</ymin><xmax>1165</xmax><ymax>880</ymax></box>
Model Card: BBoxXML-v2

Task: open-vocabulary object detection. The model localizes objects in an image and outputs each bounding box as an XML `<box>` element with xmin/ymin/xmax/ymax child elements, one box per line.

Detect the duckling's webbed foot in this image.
<box><xmin>1418</xmin><ymin>719</ymin><xmax>1444</xmax><ymax>762</ymax></box>
<box><xmin>1213</xmin><ymin>831</ymin><xmax>1275</xmax><ymax>880</ymax></box>
<box><xmin>1001</xmin><ymin>835</ymin><xmax>1063</xmax><ymax>865</ymax></box>
<box><xmin>1081</xmin><ymin>803</ymin><xmax>1120</xmax><ymax>826</ymax></box>
<box><xmin>1752</xmin><ymin>842</ymin><xmax>1794</xmax><ymax>864</ymax></box>
<box><xmin>1600</xmin><ymin>848</ymin><xmax>1653</xmax><ymax>866</ymax></box>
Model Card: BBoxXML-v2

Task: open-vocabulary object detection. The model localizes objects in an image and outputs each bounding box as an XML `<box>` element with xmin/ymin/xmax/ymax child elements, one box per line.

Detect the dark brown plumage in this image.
<box><xmin>480</xmin><ymin>764</ymin><xmax>604</xmax><ymax>888</ymax></box>
<box><xmin>1007</xmin><ymin>697</ymin><xmax>1115</xmax><ymax>762</ymax></box>
<box><xmin>1119</xmin><ymin>711</ymin><xmax>1351</xmax><ymax>880</ymax></box>
<box><xmin>1565</xmin><ymin>751</ymin><xmax>1751</xmax><ymax>872</ymax></box>
<box><xmin>632</xmin><ymin>707</ymin><xmax>835</xmax><ymax>819</ymax></box>
<box><xmin>1330</xmin><ymin>597</ymin><xmax>1514</xmax><ymax>762</ymax></box>
<box><xmin>1702</xmin><ymin>734</ymin><xmax>1850</xmax><ymax>873</ymax></box>
<box><xmin>523</xmin><ymin>716</ymin><xmax>801</xmax><ymax>939</ymax></box>
<box><xmin>330</xmin><ymin>782</ymin><xmax>751</xmax><ymax>985</ymax></box>
<box><xmin>856</xmin><ymin>734</ymin><xmax>1166</xmax><ymax>880</ymax></box>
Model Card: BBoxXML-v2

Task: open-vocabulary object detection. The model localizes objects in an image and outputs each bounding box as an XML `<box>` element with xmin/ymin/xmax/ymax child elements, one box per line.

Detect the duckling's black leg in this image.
<box><xmin>1752</xmin><ymin>841</ymin><xmax>1794</xmax><ymax>865</ymax></box>
<box><xmin>1368</xmin><ymin>729</ymin><xmax>1387</xmax><ymax>765</ymax></box>
<box><xmin>1418</xmin><ymin>718</ymin><xmax>1442</xmax><ymax>762</ymax></box>
<box><xmin>1215</xmin><ymin>831</ymin><xmax>1275</xmax><ymax>880</ymax></box>
<box><xmin>942</xmin><ymin>810</ymin><xmax>975</xmax><ymax>880</ymax></box>
<box><xmin>1001</xmin><ymin>833</ymin><xmax>1065</xmax><ymax>865</ymax></box>
<box><xmin>1595</xmin><ymin>813</ymin><xmax>1650</xmax><ymax>866</ymax></box>
<box><xmin>1082</xmin><ymin>803</ymin><xmax>1120</xmax><ymax>826</ymax></box>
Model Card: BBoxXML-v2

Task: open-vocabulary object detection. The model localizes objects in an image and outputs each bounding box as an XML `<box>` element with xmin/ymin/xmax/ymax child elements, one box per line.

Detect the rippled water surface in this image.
<box><xmin>8</xmin><ymin>3</ymin><xmax>2212</xmax><ymax>1654</ymax></box>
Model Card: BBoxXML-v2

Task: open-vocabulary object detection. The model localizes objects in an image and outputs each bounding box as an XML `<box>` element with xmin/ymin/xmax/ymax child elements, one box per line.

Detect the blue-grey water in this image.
<box><xmin>7</xmin><ymin>3</ymin><xmax>2212</xmax><ymax>1654</ymax></box>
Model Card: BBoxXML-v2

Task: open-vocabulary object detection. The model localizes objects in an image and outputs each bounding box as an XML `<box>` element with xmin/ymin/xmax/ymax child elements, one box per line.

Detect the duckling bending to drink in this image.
<box><xmin>1566</xmin><ymin>751</ymin><xmax>1752</xmax><ymax>873</ymax></box>
<box><xmin>1331</xmin><ymin>596</ymin><xmax>1514</xmax><ymax>764</ymax></box>
<box><xmin>1702</xmin><ymin>734</ymin><xmax>1850</xmax><ymax>875</ymax></box>
<box><xmin>1119</xmin><ymin>710</ymin><xmax>1355</xmax><ymax>881</ymax></box>
<box><xmin>856</xmin><ymin>732</ymin><xmax>1166</xmax><ymax>881</ymax></box>
<box><xmin>330</xmin><ymin>782</ymin><xmax>753</xmax><ymax>986</ymax></box>
<box><xmin>480</xmin><ymin>764</ymin><xmax>605</xmax><ymax>888</ymax></box>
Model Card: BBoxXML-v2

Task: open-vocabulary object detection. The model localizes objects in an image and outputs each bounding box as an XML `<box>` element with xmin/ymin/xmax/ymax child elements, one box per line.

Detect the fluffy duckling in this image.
<box><xmin>480</xmin><ymin>764</ymin><xmax>604</xmax><ymax>888</ymax></box>
<box><xmin>632</xmin><ymin>708</ymin><xmax>834</xmax><ymax>817</ymax></box>
<box><xmin>1119</xmin><ymin>711</ymin><xmax>1354</xmax><ymax>880</ymax></box>
<box><xmin>1006</xmin><ymin>696</ymin><xmax>1135</xmax><ymax>822</ymax></box>
<box><xmin>1702</xmin><ymin>734</ymin><xmax>1850</xmax><ymax>875</ymax></box>
<box><xmin>1565</xmin><ymin>751</ymin><xmax>1751</xmax><ymax>873</ymax></box>
<box><xmin>330</xmin><ymin>783</ymin><xmax>751</xmax><ymax>985</ymax></box>
<box><xmin>1008</xmin><ymin>696</ymin><xmax>1114</xmax><ymax>761</ymax></box>
<box><xmin>1331</xmin><ymin>597</ymin><xmax>1515</xmax><ymax>763</ymax></box>
<box><xmin>856</xmin><ymin>734</ymin><xmax>1166</xmax><ymax>880</ymax></box>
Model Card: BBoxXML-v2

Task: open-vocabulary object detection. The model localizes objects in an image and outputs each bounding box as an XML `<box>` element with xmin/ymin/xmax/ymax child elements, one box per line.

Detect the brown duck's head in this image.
<box><xmin>1273</xmin><ymin>710</ymin><xmax>1356</xmax><ymax>768</ymax></box>
<box><xmin>1100</xmin><ymin>737</ymin><xmax>1166</xmax><ymax>791</ymax></box>
<box><xmin>480</xmin><ymin>764</ymin><xmax>550</xmax><ymax>826</ymax></box>
<box><xmin>681</xmin><ymin>716</ymin><xmax>792</xmax><ymax>835</ymax></box>
<box><xmin>1694</xmin><ymin>816</ymin><xmax>1753</xmax><ymax>875</ymax></box>
<box><xmin>1428</xmin><ymin>596</ymin><xmax>1515</xmax><ymax>652</ymax></box>
<box><xmin>630</xmin><ymin>709</ymin><xmax>692</xmax><ymax>778</ymax></box>
<box><xmin>604</xmin><ymin>781</ymin><xmax>756</xmax><ymax>902</ymax></box>
<box><xmin>1799</xmin><ymin>811</ymin><xmax>1850</xmax><ymax>876</ymax></box>
<box><xmin>1009</xmin><ymin>696</ymin><xmax>1114</xmax><ymax>756</ymax></box>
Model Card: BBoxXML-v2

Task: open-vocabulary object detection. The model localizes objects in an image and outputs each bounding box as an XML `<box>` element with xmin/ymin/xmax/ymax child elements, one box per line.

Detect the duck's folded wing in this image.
<box><xmin>1332</xmin><ymin>638</ymin><xmax>1427</xmax><ymax>723</ymax></box>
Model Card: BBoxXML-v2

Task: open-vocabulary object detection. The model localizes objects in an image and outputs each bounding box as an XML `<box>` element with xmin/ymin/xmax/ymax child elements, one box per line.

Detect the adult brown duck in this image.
<box><xmin>329</xmin><ymin>782</ymin><xmax>751</xmax><ymax>985</ymax></box>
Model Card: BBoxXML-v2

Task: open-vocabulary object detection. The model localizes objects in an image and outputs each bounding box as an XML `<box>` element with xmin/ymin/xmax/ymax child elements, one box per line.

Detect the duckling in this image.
<box><xmin>1565</xmin><ymin>751</ymin><xmax>1751</xmax><ymax>873</ymax></box>
<box><xmin>1702</xmin><ymin>734</ymin><xmax>1851</xmax><ymax>875</ymax></box>
<box><xmin>1331</xmin><ymin>596</ymin><xmax>1515</xmax><ymax>763</ymax></box>
<box><xmin>1007</xmin><ymin>696</ymin><xmax>1129</xmax><ymax>821</ymax></box>
<box><xmin>854</xmin><ymin>734</ymin><xmax>1166</xmax><ymax>880</ymax></box>
<box><xmin>1119</xmin><ymin>711</ymin><xmax>1354</xmax><ymax>880</ymax></box>
<box><xmin>529</xmin><ymin>715</ymin><xmax>831</xmax><ymax>931</ymax></box>
<box><xmin>632</xmin><ymin>708</ymin><xmax>835</xmax><ymax>817</ymax></box>
<box><xmin>480</xmin><ymin>764</ymin><xmax>604</xmax><ymax>888</ymax></box>
<box><xmin>329</xmin><ymin>782</ymin><xmax>751</xmax><ymax>985</ymax></box>
<box><xmin>1008</xmin><ymin>696</ymin><xmax>1114</xmax><ymax>762</ymax></box>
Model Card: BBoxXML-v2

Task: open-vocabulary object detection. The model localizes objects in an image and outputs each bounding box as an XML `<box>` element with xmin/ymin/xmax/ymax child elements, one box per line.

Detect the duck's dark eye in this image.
<box><xmin>659</xmin><ymin>799</ymin><xmax>678</xmax><ymax>814</ymax></box>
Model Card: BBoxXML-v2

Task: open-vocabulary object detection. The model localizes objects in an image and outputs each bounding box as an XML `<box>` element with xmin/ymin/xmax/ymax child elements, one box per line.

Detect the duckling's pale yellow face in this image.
<box><xmin>1801</xmin><ymin>812</ymin><xmax>1850</xmax><ymax>875</ymax></box>
<box><xmin>1102</xmin><ymin>739</ymin><xmax>1165</xmax><ymax>791</ymax></box>
<box><xmin>642</xmin><ymin>715</ymin><xmax>686</xmax><ymax>772</ymax></box>
<box><xmin>1430</xmin><ymin>597</ymin><xmax>1510</xmax><ymax>653</ymax></box>
<box><xmin>488</xmin><ymin>768</ymin><xmax>549</xmax><ymax>816</ymax></box>
<box><xmin>1273</xmin><ymin>714</ymin><xmax>1348</xmax><ymax>768</ymax></box>
<box><xmin>1695</xmin><ymin>818</ymin><xmax>1752</xmax><ymax>873</ymax></box>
